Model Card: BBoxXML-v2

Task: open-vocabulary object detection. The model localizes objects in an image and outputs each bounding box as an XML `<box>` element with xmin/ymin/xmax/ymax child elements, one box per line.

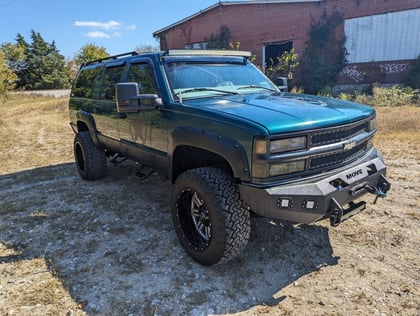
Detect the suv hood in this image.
<box><xmin>185</xmin><ymin>93</ymin><xmax>374</xmax><ymax>134</ymax></box>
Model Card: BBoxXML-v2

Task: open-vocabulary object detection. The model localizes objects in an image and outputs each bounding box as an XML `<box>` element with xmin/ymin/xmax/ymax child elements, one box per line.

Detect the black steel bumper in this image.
<box><xmin>239</xmin><ymin>149</ymin><xmax>390</xmax><ymax>226</ymax></box>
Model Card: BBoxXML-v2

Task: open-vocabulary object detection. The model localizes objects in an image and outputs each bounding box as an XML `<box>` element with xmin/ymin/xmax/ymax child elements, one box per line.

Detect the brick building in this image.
<box><xmin>153</xmin><ymin>0</ymin><xmax>420</xmax><ymax>85</ymax></box>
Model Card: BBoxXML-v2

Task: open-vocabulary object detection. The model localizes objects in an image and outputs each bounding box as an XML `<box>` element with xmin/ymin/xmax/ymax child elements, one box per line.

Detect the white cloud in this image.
<box><xmin>86</xmin><ymin>31</ymin><xmax>111</xmax><ymax>39</ymax></box>
<box><xmin>75</xmin><ymin>19</ymin><xmax>136</xmax><ymax>40</ymax></box>
<box><xmin>74</xmin><ymin>20</ymin><xmax>121</xmax><ymax>30</ymax></box>
<box><xmin>125</xmin><ymin>24</ymin><xmax>137</xmax><ymax>31</ymax></box>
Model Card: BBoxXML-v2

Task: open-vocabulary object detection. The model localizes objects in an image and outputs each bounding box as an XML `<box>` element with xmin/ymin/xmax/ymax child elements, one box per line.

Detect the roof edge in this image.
<box><xmin>153</xmin><ymin>0</ymin><xmax>322</xmax><ymax>37</ymax></box>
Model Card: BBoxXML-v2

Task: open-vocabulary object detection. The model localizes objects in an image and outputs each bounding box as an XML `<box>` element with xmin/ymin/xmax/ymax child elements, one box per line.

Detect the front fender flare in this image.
<box><xmin>169</xmin><ymin>126</ymin><xmax>251</xmax><ymax>181</ymax></box>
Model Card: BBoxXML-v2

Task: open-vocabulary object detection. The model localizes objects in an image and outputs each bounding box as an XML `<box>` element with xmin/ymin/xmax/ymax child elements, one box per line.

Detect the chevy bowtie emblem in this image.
<box><xmin>343</xmin><ymin>140</ymin><xmax>357</xmax><ymax>150</ymax></box>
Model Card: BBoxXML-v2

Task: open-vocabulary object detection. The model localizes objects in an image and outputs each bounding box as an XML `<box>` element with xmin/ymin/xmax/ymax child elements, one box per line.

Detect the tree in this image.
<box><xmin>265</xmin><ymin>48</ymin><xmax>300</xmax><ymax>82</ymax></box>
<box><xmin>0</xmin><ymin>50</ymin><xmax>18</xmax><ymax>100</ymax></box>
<box><xmin>22</xmin><ymin>30</ymin><xmax>70</xmax><ymax>89</ymax></box>
<box><xmin>5</xmin><ymin>30</ymin><xmax>71</xmax><ymax>90</ymax></box>
<box><xmin>206</xmin><ymin>26</ymin><xmax>230</xmax><ymax>49</ymax></box>
<box><xmin>75</xmin><ymin>43</ymin><xmax>109</xmax><ymax>66</ymax></box>
<box><xmin>1</xmin><ymin>34</ymin><xmax>29</xmax><ymax>89</ymax></box>
<box><xmin>295</xmin><ymin>11</ymin><xmax>347</xmax><ymax>94</ymax></box>
<box><xmin>135</xmin><ymin>44</ymin><xmax>160</xmax><ymax>53</ymax></box>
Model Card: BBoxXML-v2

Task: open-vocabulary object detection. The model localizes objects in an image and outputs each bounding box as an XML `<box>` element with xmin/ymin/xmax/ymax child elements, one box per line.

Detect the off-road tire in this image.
<box><xmin>74</xmin><ymin>131</ymin><xmax>107</xmax><ymax>180</ymax></box>
<box><xmin>171</xmin><ymin>167</ymin><xmax>251</xmax><ymax>265</ymax></box>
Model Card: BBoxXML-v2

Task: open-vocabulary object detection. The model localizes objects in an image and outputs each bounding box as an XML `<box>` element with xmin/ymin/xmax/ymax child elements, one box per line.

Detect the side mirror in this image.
<box><xmin>116</xmin><ymin>82</ymin><xmax>162</xmax><ymax>113</ymax></box>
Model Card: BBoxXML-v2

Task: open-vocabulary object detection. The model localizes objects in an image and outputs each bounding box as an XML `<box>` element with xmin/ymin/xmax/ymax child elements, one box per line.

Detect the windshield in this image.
<box><xmin>164</xmin><ymin>61</ymin><xmax>278</xmax><ymax>100</ymax></box>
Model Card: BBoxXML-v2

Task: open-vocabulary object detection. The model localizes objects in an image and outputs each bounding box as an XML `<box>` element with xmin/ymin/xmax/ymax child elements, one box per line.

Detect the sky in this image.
<box><xmin>0</xmin><ymin>0</ymin><xmax>221</xmax><ymax>59</ymax></box>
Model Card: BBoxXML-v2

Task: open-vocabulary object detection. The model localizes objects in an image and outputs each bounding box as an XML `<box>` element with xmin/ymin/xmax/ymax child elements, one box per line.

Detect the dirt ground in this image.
<box><xmin>0</xmin><ymin>96</ymin><xmax>419</xmax><ymax>316</ymax></box>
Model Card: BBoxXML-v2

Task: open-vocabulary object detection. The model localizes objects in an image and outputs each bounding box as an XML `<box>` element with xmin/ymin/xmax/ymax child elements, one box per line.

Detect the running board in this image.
<box><xmin>135</xmin><ymin>164</ymin><xmax>155</xmax><ymax>180</ymax></box>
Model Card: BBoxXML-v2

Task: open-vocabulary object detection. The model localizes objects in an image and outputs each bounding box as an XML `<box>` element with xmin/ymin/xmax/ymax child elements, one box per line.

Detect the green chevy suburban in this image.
<box><xmin>69</xmin><ymin>50</ymin><xmax>390</xmax><ymax>265</ymax></box>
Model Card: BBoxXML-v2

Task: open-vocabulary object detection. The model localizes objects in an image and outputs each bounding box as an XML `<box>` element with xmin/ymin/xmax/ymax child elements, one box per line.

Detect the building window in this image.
<box><xmin>185</xmin><ymin>42</ymin><xmax>208</xmax><ymax>49</ymax></box>
<box><xmin>264</xmin><ymin>41</ymin><xmax>293</xmax><ymax>68</ymax></box>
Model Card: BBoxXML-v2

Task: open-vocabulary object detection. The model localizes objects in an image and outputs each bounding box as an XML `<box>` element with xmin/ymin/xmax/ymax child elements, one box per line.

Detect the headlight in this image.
<box><xmin>254</xmin><ymin>136</ymin><xmax>306</xmax><ymax>154</ymax></box>
<box><xmin>367</xmin><ymin>117</ymin><xmax>377</xmax><ymax>131</ymax></box>
<box><xmin>270</xmin><ymin>160</ymin><xmax>306</xmax><ymax>176</ymax></box>
<box><xmin>270</xmin><ymin>136</ymin><xmax>306</xmax><ymax>153</ymax></box>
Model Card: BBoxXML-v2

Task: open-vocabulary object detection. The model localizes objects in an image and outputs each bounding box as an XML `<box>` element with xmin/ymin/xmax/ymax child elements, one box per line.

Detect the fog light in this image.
<box><xmin>302</xmin><ymin>199</ymin><xmax>318</xmax><ymax>210</ymax></box>
<box><xmin>277</xmin><ymin>198</ymin><xmax>293</xmax><ymax>209</ymax></box>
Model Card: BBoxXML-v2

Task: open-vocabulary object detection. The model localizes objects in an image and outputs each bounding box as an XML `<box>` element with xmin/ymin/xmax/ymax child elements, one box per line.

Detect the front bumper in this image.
<box><xmin>239</xmin><ymin>149</ymin><xmax>390</xmax><ymax>226</ymax></box>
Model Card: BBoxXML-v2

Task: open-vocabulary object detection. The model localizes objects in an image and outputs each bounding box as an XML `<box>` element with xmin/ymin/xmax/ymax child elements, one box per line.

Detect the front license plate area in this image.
<box><xmin>344</xmin><ymin>166</ymin><xmax>369</xmax><ymax>183</ymax></box>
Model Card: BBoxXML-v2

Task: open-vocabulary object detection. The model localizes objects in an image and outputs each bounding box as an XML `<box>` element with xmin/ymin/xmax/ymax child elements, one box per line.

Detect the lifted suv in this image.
<box><xmin>69</xmin><ymin>50</ymin><xmax>390</xmax><ymax>265</ymax></box>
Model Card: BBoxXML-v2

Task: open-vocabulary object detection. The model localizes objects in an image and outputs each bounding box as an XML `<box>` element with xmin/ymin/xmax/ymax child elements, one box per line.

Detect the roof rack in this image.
<box><xmin>166</xmin><ymin>49</ymin><xmax>252</xmax><ymax>58</ymax></box>
<box><xmin>83</xmin><ymin>51</ymin><xmax>138</xmax><ymax>66</ymax></box>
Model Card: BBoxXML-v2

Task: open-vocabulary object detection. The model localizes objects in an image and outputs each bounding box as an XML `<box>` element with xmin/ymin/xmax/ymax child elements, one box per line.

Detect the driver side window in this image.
<box><xmin>127</xmin><ymin>63</ymin><xmax>157</xmax><ymax>95</ymax></box>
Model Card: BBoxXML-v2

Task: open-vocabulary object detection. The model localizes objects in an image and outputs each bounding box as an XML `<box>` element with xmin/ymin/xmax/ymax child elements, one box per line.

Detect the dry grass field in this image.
<box><xmin>0</xmin><ymin>93</ymin><xmax>419</xmax><ymax>315</ymax></box>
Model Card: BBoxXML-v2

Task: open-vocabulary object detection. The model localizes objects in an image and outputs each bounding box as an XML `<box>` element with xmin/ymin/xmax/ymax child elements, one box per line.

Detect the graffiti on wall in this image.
<box><xmin>379</xmin><ymin>63</ymin><xmax>410</xmax><ymax>74</ymax></box>
<box><xmin>342</xmin><ymin>66</ymin><xmax>365</xmax><ymax>83</ymax></box>
<box><xmin>338</xmin><ymin>60</ymin><xmax>414</xmax><ymax>85</ymax></box>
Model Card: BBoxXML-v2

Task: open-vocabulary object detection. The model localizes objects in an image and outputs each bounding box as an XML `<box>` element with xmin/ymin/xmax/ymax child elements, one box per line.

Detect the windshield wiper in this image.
<box><xmin>237</xmin><ymin>85</ymin><xmax>277</xmax><ymax>92</ymax></box>
<box><xmin>176</xmin><ymin>87</ymin><xmax>239</xmax><ymax>96</ymax></box>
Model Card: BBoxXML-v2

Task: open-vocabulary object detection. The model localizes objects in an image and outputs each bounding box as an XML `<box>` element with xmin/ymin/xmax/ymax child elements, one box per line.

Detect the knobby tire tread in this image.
<box><xmin>75</xmin><ymin>132</ymin><xmax>106</xmax><ymax>180</ymax></box>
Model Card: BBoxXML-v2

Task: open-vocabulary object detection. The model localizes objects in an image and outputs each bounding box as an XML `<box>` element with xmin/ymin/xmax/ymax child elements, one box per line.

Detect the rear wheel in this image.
<box><xmin>171</xmin><ymin>167</ymin><xmax>250</xmax><ymax>265</ymax></box>
<box><xmin>74</xmin><ymin>131</ymin><xmax>106</xmax><ymax>180</ymax></box>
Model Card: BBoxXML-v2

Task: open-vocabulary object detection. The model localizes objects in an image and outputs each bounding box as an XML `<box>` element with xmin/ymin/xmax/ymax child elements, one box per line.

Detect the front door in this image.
<box><xmin>118</xmin><ymin>60</ymin><xmax>169</xmax><ymax>165</ymax></box>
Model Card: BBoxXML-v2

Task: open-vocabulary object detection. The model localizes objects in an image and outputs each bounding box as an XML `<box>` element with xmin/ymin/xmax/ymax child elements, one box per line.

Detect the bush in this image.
<box><xmin>339</xmin><ymin>85</ymin><xmax>419</xmax><ymax>107</ymax></box>
<box><xmin>294</xmin><ymin>11</ymin><xmax>347</xmax><ymax>94</ymax></box>
<box><xmin>0</xmin><ymin>50</ymin><xmax>17</xmax><ymax>102</ymax></box>
<box><xmin>404</xmin><ymin>55</ymin><xmax>420</xmax><ymax>89</ymax></box>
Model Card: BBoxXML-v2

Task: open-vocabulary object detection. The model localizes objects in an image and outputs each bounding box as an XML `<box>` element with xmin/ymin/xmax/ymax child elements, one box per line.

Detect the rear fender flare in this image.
<box><xmin>76</xmin><ymin>110</ymin><xmax>99</xmax><ymax>145</ymax></box>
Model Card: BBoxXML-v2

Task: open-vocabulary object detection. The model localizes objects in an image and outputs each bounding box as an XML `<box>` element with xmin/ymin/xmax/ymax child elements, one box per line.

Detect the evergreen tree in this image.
<box><xmin>24</xmin><ymin>30</ymin><xmax>70</xmax><ymax>89</ymax></box>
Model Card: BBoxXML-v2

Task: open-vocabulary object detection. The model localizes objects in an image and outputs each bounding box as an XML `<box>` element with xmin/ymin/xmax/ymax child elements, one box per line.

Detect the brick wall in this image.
<box><xmin>159</xmin><ymin>1</ymin><xmax>417</xmax><ymax>60</ymax></box>
<box><xmin>157</xmin><ymin>0</ymin><xmax>419</xmax><ymax>84</ymax></box>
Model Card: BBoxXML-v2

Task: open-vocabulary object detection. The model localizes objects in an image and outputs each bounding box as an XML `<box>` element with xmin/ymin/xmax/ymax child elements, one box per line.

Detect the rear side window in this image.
<box><xmin>72</xmin><ymin>66</ymin><xmax>102</xmax><ymax>98</ymax></box>
<box><xmin>100</xmin><ymin>65</ymin><xmax>125</xmax><ymax>100</ymax></box>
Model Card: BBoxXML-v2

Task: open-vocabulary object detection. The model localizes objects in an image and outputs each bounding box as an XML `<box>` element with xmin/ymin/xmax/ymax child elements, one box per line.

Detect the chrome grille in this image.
<box><xmin>309</xmin><ymin>143</ymin><xmax>367</xmax><ymax>169</ymax></box>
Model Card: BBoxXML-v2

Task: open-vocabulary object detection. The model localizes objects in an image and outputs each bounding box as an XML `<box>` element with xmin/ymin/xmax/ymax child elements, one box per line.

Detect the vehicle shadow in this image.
<box><xmin>0</xmin><ymin>162</ymin><xmax>338</xmax><ymax>315</ymax></box>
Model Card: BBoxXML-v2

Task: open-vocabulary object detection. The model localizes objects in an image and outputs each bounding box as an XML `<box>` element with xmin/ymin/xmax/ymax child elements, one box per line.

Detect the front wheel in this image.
<box><xmin>171</xmin><ymin>167</ymin><xmax>251</xmax><ymax>265</ymax></box>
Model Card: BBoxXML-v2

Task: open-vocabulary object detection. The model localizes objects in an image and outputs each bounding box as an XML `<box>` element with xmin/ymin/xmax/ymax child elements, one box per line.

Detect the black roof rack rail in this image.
<box><xmin>83</xmin><ymin>51</ymin><xmax>138</xmax><ymax>66</ymax></box>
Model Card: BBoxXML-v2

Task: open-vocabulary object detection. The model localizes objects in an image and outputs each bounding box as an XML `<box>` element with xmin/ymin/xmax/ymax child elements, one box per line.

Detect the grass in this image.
<box><xmin>0</xmin><ymin>94</ymin><xmax>74</xmax><ymax>175</ymax></box>
<box><xmin>337</xmin><ymin>85</ymin><xmax>419</xmax><ymax>107</ymax></box>
<box><xmin>0</xmin><ymin>89</ymin><xmax>419</xmax><ymax>315</ymax></box>
<box><xmin>0</xmin><ymin>255</ymin><xmax>84</xmax><ymax>315</ymax></box>
<box><xmin>336</xmin><ymin>86</ymin><xmax>420</xmax><ymax>146</ymax></box>
<box><xmin>337</xmin><ymin>86</ymin><xmax>419</xmax><ymax>128</ymax></box>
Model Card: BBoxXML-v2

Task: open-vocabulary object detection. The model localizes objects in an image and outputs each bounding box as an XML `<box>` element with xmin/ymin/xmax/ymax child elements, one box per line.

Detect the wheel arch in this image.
<box><xmin>75</xmin><ymin>110</ymin><xmax>99</xmax><ymax>145</ymax></box>
<box><xmin>169</xmin><ymin>127</ymin><xmax>251</xmax><ymax>183</ymax></box>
